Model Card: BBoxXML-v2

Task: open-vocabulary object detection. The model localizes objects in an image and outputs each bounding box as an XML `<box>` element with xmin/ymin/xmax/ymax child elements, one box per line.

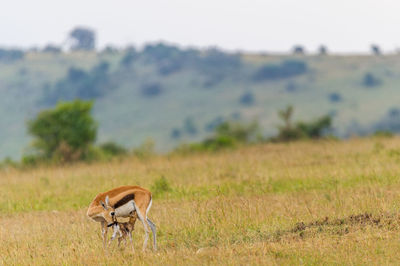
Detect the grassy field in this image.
<box><xmin>2</xmin><ymin>137</ymin><xmax>400</xmax><ymax>265</ymax></box>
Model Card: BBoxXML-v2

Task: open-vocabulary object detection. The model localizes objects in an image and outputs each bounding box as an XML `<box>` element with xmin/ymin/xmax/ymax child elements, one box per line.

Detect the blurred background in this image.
<box><xmin>1</xmin><ymin>0</ymin><xmax>400</xmax><ymax>160</ymax></box>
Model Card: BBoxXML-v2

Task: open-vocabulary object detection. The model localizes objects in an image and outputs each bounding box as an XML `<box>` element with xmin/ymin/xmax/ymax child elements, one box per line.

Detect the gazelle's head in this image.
<box><xmin>99</xmin><ymin>195</ymin><xmax>117</xmax><ymax>227</ymax></box>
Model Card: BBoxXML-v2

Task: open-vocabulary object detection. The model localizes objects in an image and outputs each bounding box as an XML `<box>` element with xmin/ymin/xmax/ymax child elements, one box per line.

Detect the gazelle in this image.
<box><xmin>86</xmin><ymin>185</ymin><xmax>157</xmax><ymax>252</ymax></box>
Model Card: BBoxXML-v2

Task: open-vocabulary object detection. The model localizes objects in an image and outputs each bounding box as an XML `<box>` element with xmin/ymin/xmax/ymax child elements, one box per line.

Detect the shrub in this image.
<box><xmin>133</xmin><ymin>139</ymin><xmax>155</xmax><ymax>159</ymax></box>
<box><xmin>0</xmin><ymin>157</ymin><xmax>19</xmax><ymax>169</ymax></box>
<box><xmin>272</xmin><ymin>106</ymin><xmax>332</xmax><ymax>142</ymax></box>
<box><xmin>201</xmin><ymin>135</ymin><xmax>237</xmax><ymax>150</ymax></box>
<box><xmin>21</xmin><ymin>154</ymin><xmax>42</xmax><ymax>167</ymax></box>
<box><xmin>151</xmin><ymin>176</ymin><xmax>172</xmax><ymax>197</ymax></box>
<box><xmin>174</xmin><ymin>120</ymin><xmax>259</xmax><ymax>154</ymax></box>
<box><xmin>215</xmin><ymin>121</ymin><xmax>260</xmax><ymax>143</ymax></box>
<box><xmin>296</xmin><ymin>116</ymin><xmax>332</xmax><ymax>139</ymax></box>
<box><xmin>373</xmin><ymin>130</ymin><xmax>394</xmax><ymax>138</ymax></box>
<box><xmin>99</xmin><ymin>142</ymin><xmax>127</xmax><ymax>156</ymax></box>
<box><xmin>175</xmin><ymin>136</ymin><xmax>237</xmax><ymax>153</ymax></box>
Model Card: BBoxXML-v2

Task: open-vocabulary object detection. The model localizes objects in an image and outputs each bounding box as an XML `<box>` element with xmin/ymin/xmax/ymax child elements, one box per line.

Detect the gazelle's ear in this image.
<box><xmin>100</xmin><ymin>200</ymin><xmax>107</xmax><ymax>210</ymax></box>
<box><xmin>105</xmin><ymin>195</ymin><xmax>110</xmax><ymax>207</ymax></box>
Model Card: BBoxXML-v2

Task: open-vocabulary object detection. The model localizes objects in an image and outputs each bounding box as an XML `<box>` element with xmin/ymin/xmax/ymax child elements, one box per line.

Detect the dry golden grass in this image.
<box><xmin>2</xmin><ymin>137</ymin><xmax>400</xmax><ymax>265</ymax></box>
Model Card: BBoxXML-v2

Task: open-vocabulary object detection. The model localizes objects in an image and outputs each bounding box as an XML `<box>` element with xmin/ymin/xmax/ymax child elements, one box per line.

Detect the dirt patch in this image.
<box><xmin>268</xmin><ymin>212</ymin><xmax>400</xmax><ymax>242</ymax></box>
<box><xmin>291</xmin><ymin>212</ymin><xmax>383</xmax><ymax>233</ymax></box>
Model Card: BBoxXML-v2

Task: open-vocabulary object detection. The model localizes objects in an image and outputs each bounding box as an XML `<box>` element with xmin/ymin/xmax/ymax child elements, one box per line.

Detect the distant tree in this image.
<box><xmin>371</xmin><ymin>44</ymin><xmax>381</xmax><ymax>55</ymax></box>
<box><xmin>102</xmin><ymin>45</ymin><xmax>118</xmax><ymax>54</ymax></box>
<box><xmin>142</xmin><ymin>43</ymin><xmax>181</xmax><ymax>62</ymax></box>
<box><xmin>362</xmin><ymin>72</ymin><xmax>381</xmax><ymax>87</ymax></box>
<box><xmin>43</xmin><ymin>44</ymin><xmax>61</xmax><ymax>53</ymax></box>
<box><xmin>120</xmin><ymin>47</ymin><xmax>138</xmax><ymax>67</ymax></box>
<box><xmin>318</xmin><ymin>45</ymin><xmax>328</xmax><ymax>55</ymax></box>
<box><xmin>42</xmin><ymin>61</ymin><xmax>111</xmax><ymax>104</ymax></box>
<box><xmin>253</xmin><ymin>60</ymin><xmax>308</xmax><ymax>81</ymax></box>
<box><xmin>158</xmin><ymin>59</ymin><xmax>183</xmax><ymax>75</ymax></box>
<box><xmin>200</xmin><ymin>48</ymin><xmax>241</xmax><ymax>69</ymax></box>
<box><xmin>69</xmin><ymin>27</ymin><xmax>96</xmax><ymax>51</ymax></box>
<box><xmin>328</xmin><ymin>92</ymin><xmax>342</xmax><ymax>103</ymax></box>
<box><xmin>197</xmin><ymin>48</ymin><xmax>242</xmax><ymax>81</ymax></box>
<box><xmin>141</xmin><ymin>83</ymin><xmax>163</xmax><ymax>97</ymax></box>
<box><xmin>0</xmin><ymin>48</ymin><xmax>24</xmax><ymax>62</ymax></box>
<box><xmin>27</xmin><ymin>100</ymin><xmax>97</xmax><ymax>161</ymax></box>
<box><xmin>239</xmin><ymin>92</ymin><xmax>255</xmax><ymax>106</ymax></box>
<box><xmin>292</xmin><ymin>45</ymin><xmax>305</xmax><ymax>55</ymax></box>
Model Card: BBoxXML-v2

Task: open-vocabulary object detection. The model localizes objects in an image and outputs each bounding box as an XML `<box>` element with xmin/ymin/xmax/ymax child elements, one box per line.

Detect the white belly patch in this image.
<box><xmin>115</xmin><ymin>200</ymin><xmax>135</xmax><ymax>217</ymax></box>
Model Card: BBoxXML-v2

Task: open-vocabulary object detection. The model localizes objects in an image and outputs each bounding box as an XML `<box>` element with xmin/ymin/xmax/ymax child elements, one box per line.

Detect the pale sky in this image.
<box><xmin>1</xmin><ymin>0</ymin><xmax>399</xmax><ymax>53</ymax></box>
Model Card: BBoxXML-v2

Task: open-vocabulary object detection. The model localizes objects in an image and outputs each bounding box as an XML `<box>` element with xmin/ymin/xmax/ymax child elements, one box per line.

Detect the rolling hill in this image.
<box><xmin>1</xmin><ymin>44</ymin><xmax>399</xmax><ymax>159</ymax></box>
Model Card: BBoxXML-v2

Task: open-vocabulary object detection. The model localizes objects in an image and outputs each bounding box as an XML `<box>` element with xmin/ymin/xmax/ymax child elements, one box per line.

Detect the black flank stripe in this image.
<box><xmin>114</xmin><ymin>193</ymin><xmax>135</xmax><ymax>208</ymax></box>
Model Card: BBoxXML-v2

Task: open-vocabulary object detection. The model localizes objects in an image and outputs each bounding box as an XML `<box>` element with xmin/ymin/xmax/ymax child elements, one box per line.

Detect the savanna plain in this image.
<box><xmin>3</xmin><ymin>138</ymin><xmax>400</xmax><ymax>265</ymax></box>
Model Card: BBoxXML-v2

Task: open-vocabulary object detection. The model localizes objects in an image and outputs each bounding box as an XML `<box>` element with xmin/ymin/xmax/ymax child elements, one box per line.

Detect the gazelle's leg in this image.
<box><xmin>134</xmin><ymin>202</ymin><xmax>150</xmax><ymax>251</ymax></box>
<box><xmin>147</xmin><ymin>218</ymin><xmax>157</xmax><ymax>251</ymax></box>
<box><xmin>100</xmin><ymin>221</ymin><xmax>108</xmax><ymax>250</ymax></box>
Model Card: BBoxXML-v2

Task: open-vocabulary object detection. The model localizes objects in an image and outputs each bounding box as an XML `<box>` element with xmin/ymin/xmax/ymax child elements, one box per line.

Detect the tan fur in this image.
<box><xmin>87</xmin><ymin>185</ymin><xmax>151</xmax><ymax>218</ymax></box>
<box><xmin>116</xmin><ymin>216</ymin><xmax>137</xmax><ymax>248</ymax></box>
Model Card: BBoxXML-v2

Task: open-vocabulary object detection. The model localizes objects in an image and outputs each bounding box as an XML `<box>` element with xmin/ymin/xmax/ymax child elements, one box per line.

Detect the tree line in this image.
<box><xmin>2</xmin><ymin>100</ymin><xmax>332</xmax><ymax>168</ymax></box>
